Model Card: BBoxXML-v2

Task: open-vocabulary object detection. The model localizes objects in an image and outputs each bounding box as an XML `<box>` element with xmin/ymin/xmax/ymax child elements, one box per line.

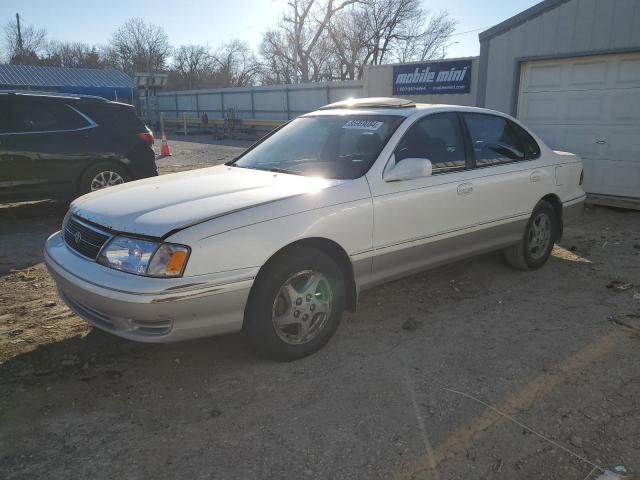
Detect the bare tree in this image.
<box><xmin>3</xmin><ymin>15</ymin><xmax>47</xmax><ymax>64</ymax></box>
<box><xmin>354</xmin><ymin>0</ymin><xmax>455</xmax><ymax>66</ymax></box>
<box><xmin>171</xmin><ymin>44</ymin><xmax>214</xmax><ymax>89</ymax></box>
<box><xmin>42</xmin><ymin>41</ymin><xmax>103</xmax><ymax>68</ymax></box>
<box><xmin>107</xmin><ymin>18</ymin><xmax>171</xmax><ymax>76</ymax></box>
<box><xmin>212</xmin><ymin>40</ymin><xmax>261</xmax><ymax>87</ymax></box>
<box><xmin>327</xmin><ymin>6</ymin><xmax>369</xmax><ymax>80</ymax></box>
<box><xmin>393</xmin><ymin>10</ymin><xmax>456</xmax><ymax>62</ymax></box>
<box><xmin>259</xmin><ymin>29</ymin><xmax>297</xmax><ymax>84</ymax></box>
<box><xmin>261</xmin><ymin>0</ymin><xmax>359</xmax><ymax>83</ymax></box>
<box><xmin>167</xmin><ymin>40</ymin><xmax>261</xmax><ymax>90</ymax></box>
<box><xmin>260</xmin><ymin>0</ymin><xmax>456</xmax><ymax>83</ymax></box>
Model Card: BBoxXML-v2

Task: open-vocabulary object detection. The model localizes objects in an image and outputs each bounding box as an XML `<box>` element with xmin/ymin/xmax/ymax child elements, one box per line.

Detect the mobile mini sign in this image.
<box><xmin>392</xmin><ymin>59</ymin><xmax>472</xmax><ymax>95</ymax></box>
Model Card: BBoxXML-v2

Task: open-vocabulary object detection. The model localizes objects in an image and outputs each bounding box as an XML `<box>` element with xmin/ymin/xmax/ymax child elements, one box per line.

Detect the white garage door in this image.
<box><xmin>517</xmin><ymin>52</ymin><xmax>640</xmax><ymax>199</ymax></box>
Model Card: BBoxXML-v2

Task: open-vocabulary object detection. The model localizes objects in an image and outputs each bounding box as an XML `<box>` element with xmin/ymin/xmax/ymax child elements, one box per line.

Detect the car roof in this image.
<box><xmin>304</xmin><ymin>99</ymin><xmax>512</xmax><ymax>119</ymax></box>
<box><xmin>0</xmin><ymin>90</ymin><xmax>110</xmax><ymax>103</ymax></box>
<box><xmin>319</xmin><ymin>97</ymin><xmax>417</xmax><ymax>110</ymax></box>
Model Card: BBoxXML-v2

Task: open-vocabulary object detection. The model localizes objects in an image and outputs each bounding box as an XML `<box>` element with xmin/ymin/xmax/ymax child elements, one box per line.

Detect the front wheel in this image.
<box><xmin>244</xmin><ymin>247</ymin><xmax>345</xmax><ymax>360</ymax></box>
<box><xmin>504</xmin><ymin>200</ymin><xmax>559</xmax><ymax>270</ymax></box>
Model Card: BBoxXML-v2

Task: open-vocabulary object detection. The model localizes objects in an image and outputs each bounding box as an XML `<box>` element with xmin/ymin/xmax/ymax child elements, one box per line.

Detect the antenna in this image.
<box><xmin>16</xmin><ymin>13</ymin><xmax>23</xmax><ymax>52</ymax></box>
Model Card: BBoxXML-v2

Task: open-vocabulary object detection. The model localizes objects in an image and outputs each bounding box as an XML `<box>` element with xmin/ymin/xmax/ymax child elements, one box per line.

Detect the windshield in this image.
<box><xmin>232</xmin><ymin>115</ymin><xmax>404</xmax><ymax>179</ymax></box>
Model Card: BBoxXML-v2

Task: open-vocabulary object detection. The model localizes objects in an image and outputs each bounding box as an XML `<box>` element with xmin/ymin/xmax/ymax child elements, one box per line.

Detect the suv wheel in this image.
<box><xmin>504</xmin><ymin>200</ymin><xmax>559</xmax><ymax>270</ymax></box>
<box><xmin>244</xmin><ymin>247</ymin><xmax>345</xmax><ymax>360</ymax></box>
<box><xmin>79</xmin><ymin>163</ymin><xmax>131</xmax><ymax>195</ymax></box>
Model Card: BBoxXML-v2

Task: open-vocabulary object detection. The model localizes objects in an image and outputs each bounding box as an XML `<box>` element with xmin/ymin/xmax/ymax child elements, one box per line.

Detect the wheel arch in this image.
<box><xmin>248</xmin><ymin>237</ymin><xmax>358</xmax><ymax>315</ymax></box>
<box><xmin>76</xmin><ymin>158</ymin><xmax>132</xmax><ymax>195</ymax></box>
<box><xmin>539</xmin><ymin>193</ymin><xmax>563</xmax><ymax>239</ymax></box>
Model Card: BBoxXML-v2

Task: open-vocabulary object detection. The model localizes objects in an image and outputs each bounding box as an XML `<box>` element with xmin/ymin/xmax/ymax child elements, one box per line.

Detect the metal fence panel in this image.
<box><xmin>287</xmin><ymin>87</ymin><xmax>328</xmax><ymax>113</ymax></box>
<box><xmin>153</xmin><ymin>81</ymin><xmax>363</xmax><ymax>122</ymax></box>
<box><xmin>198</xmin><ymin>93</ymin><xmax>222</xmax><ymax>112</ymax></box>
<box><xmin>329</xmin><ymin>85</ymin><xmax>364</xmax><ymax>103</ymax></box>
<box><xmin>253</xmin><ymin>90</ymin><xmax>287</xmax><ymax>112</ymax></box>
<box><xmin>177</xmin><ymin>95</ymin><xmax>197</xmax><ymax>112</ymax></box>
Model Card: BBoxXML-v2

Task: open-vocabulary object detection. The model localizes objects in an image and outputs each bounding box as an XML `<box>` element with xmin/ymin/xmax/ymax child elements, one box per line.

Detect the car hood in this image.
<box><xmin>70</xmin><ymin>165</ymin><xmax>344</xmax><ymax>238</ymax></box>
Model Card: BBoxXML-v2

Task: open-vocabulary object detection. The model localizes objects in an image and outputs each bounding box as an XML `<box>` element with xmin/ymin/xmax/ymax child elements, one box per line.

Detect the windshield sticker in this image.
<box><xmin>342</xmin><ymin>120</ymin><xmax>384</xmax><ymax>130</ymax></box>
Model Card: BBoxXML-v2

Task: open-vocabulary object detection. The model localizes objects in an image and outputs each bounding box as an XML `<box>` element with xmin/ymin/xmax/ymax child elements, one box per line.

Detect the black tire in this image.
<box><xmin>504</xmin><ymin>200</ymin><xmax>559</xmax><ymax>270</ymax></box>
<box><xmin>244</xmin><ymin>247</ymin><xmax>345</xmax><ymax>360</ymax></box>
<box><xmin>79</xmin><ymin>162</ymin><xmax>131</xmax><ymax>195</ymax></box>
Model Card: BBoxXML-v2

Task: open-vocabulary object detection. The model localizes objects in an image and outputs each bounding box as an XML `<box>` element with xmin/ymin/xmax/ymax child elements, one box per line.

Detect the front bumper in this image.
<box><xmin>44</xmin><ymin>231</ymin><xmax>256</xmax><ymax>343</ymax></box>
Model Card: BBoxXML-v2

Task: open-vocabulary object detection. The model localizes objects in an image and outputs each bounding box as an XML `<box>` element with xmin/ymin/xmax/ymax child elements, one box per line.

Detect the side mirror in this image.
<box><xmin>384</xmin><ymin>157</ymin><xmax>433</xmax><ymax>182</ymax></box>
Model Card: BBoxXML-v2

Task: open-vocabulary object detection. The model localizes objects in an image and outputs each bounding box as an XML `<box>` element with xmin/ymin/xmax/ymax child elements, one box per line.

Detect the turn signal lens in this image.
<box><xmin>166</xmin><ymin>251</ymin><xmax>188</xmax><ymax>274</ymax></box>
<box><xmin>146</xmin><ymin>243</ymin><xmax>190</xmax><ymax>277</ymax></box>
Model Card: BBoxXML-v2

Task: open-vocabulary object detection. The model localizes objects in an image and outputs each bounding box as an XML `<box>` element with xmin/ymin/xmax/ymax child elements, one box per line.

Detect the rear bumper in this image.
<box><xmin>44</xmin><ymin>231</ymin><xmax>255</xmax><ymax>343</ymax></box>
<box><xmin>563</xmin><ymin>194</ymin><xmax>586</xmax><ymax>225</ymax></box>
<box><xmin>127</xmin><ymin>144</ymin><xmax>158</xmax><ymax>179</ymax></box>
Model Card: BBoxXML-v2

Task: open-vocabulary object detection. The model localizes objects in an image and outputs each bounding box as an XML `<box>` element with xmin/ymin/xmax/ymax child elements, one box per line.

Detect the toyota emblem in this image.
<box><xmin>74</xmin><ymin>231</ymin><xmax>82</xmax><ymax>244</ymax></box>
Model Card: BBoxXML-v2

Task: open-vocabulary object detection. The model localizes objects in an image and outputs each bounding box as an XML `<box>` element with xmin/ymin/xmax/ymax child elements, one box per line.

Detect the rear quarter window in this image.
<box><xmin>509</xmin><ymin>120</ymin><xmax>541</xmax><ymax>159</ymax></box>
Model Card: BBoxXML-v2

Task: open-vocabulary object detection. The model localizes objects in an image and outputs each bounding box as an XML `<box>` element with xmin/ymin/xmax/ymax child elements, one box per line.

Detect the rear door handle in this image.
<box><xmin>457</xmin><ymin>183</ymin><xmax>473</xmax><ymax>195</ymax></box>
<box><xmin>530</xmin><ymin>171</ymin><xmax>542</xmax><ymax>182</ymax></box>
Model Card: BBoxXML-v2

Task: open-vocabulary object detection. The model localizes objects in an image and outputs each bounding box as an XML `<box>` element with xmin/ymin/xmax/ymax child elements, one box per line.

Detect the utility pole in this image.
<box><xmin>16</xmin><ymin>13</ymin><xmax>23</xmax><ymax>52</ymax></box>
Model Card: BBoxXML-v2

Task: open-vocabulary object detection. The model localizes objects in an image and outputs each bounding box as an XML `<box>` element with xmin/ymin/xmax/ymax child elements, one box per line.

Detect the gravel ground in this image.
<box><xmin>1</xmin><ymin>135</ymin><xmax>639</xmax><ymax>480</ymax></box>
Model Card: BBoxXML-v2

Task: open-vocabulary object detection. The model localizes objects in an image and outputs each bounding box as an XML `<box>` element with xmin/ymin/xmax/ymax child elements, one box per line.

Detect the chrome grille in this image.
<box><xmin>63</xmin><ymin>216</ymin><xmax>111</xmax><ymax>260</ymax></box>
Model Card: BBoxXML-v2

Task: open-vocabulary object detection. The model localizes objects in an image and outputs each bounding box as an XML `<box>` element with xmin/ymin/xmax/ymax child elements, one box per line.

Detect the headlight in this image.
<box><xmin>98</xmin><ymin>235</ymin><xmax>190</xmax><ymax>277</ymax></box>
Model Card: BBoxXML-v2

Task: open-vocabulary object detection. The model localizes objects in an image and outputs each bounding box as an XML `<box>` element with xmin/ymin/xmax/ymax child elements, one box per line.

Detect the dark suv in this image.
<box><xmin>0</xmin><ymin>91</ymin><xmax>157</xmax><ymax>202</ymax></box>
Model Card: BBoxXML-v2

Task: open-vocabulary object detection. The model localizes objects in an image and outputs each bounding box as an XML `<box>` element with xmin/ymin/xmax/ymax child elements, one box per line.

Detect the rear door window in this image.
<box><xmin>395</xmin><ymin>112</ymin><xmax>466</xmax><ymax>174</ymax></box>
<box><xmin>11</xmin><ymin>100</ymin><xmax>88</xmax><ymax>133</ymax></box>
<box><xmin>463</xmin><ymin>113</ymin><xmax>526</xmax><ymax>166</ymax></box>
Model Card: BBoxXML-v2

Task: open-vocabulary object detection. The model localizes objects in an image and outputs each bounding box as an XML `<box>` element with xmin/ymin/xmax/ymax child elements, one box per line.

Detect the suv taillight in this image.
<box><xmin>579</xmin><ymin>169</ymin><xmax>584</xmax><ymax>185</ymax></box>
<box><xmin>138</xmin><ymin>130</ymin><xmax>154</xmax><ymax>145</ymax></box>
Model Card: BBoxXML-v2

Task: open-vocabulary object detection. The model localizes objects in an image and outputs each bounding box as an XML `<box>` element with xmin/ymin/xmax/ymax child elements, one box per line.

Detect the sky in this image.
<box><xmin>1</xmin><ymin>0</ymin><xmax>541</xmax><ymax>59</ymax></box>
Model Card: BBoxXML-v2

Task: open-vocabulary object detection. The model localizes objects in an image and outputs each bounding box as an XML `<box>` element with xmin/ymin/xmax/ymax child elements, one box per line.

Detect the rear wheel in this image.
<box><xmin>79</xmin><ymin>162</ymin><xmax>131</xmax><ymax>195</ymax></box>
<box><xmin>244</xmin><ymin>247</ymin><xmax>345</xmax><ymax>360</ymax></box>
<box><xmin>504</xmin><ymin>200</ymin><xmax>559</xmax><ymax>270</ymax></box>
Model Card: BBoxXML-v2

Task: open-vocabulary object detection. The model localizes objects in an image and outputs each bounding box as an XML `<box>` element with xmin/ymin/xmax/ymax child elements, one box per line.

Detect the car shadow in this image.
<box><xmin>0</xmin><ymin>200</ymin><xmax>66</xmax><ymax>274</ymax></box>
<box><xmin>0</xmin><ymin>326</ymin><xmax>259</xmax><ymax>387</ymax></box>
<box><xmin>0</xmin><ymin>199</ymin><xmax>67</xmax><ymax>220</ymax></box>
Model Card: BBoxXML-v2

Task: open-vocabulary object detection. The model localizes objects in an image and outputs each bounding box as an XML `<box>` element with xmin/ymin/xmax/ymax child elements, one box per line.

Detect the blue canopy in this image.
<box><xmin>0</xmin><ymin>64</ymin><xmax>134</xmax><ymax>102</ymax></box>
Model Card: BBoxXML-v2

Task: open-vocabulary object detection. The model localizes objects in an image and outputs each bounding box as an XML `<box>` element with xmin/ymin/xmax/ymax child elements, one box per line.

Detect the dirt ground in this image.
<box><xmin>1</xmin><ymin>135</ymin><xmax>639</xmax><ymax>480</ymax></box>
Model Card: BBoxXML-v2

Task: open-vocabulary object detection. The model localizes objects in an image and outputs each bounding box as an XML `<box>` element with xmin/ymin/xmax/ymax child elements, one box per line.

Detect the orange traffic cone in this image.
<box><xmin>160</xmin><ymin>131</ymin><xmax>172</xmax><ymax>156</ymax></box>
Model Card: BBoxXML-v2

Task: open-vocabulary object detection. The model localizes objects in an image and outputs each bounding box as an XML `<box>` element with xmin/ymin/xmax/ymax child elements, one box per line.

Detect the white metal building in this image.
<box><xmin>477</xmin><ymin>0</ymin><xmax>640</xmax><ymax>203</ymax></box>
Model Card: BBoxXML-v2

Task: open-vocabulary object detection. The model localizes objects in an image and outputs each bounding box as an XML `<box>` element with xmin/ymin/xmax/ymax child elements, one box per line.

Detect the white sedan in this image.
<box><xmin>44</xmin><ymin>98</ymin><xmax>585</xmax><ymax>359</ymax></box>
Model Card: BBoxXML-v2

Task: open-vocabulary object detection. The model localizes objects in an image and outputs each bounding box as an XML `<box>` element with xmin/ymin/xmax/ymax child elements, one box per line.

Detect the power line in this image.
<box><xmin>451</xmin><ymin>26</ymin><xmax>491</xmax><ymax>37</ymax></box>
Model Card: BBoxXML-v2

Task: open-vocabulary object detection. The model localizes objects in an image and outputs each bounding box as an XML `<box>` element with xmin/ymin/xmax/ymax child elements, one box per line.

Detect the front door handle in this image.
<box><xmin>457</xmin><ymin>183</ymin><xmax>473</xmax><ymax>195</ymax></box>
<box><xmin>530</xmin><ymin>171</ymin><xmax>542</xmax><ymax>182</ymax></box>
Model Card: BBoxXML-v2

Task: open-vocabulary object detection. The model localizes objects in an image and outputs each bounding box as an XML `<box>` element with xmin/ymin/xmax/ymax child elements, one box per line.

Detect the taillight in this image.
<box><xmin>138</xmin><ymin>130</ymin><xmax>154</xmax><ymax>145</ymax></box>
<box><xmin>579</xmin><ymin>169</ymin><xmax>584</xmax><ymax>185</ymax></box>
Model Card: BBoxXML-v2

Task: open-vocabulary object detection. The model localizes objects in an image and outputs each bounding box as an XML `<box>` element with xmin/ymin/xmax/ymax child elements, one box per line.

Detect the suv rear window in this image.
<box><xmin>80</xmin><ymin>104</ymin><xmax>145</xmax><ymax>133</ymax></box>
<box><xmin>11</xmin><ymin>100</ymin><xmax>88</xmax><ymax>132</ymax></box>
